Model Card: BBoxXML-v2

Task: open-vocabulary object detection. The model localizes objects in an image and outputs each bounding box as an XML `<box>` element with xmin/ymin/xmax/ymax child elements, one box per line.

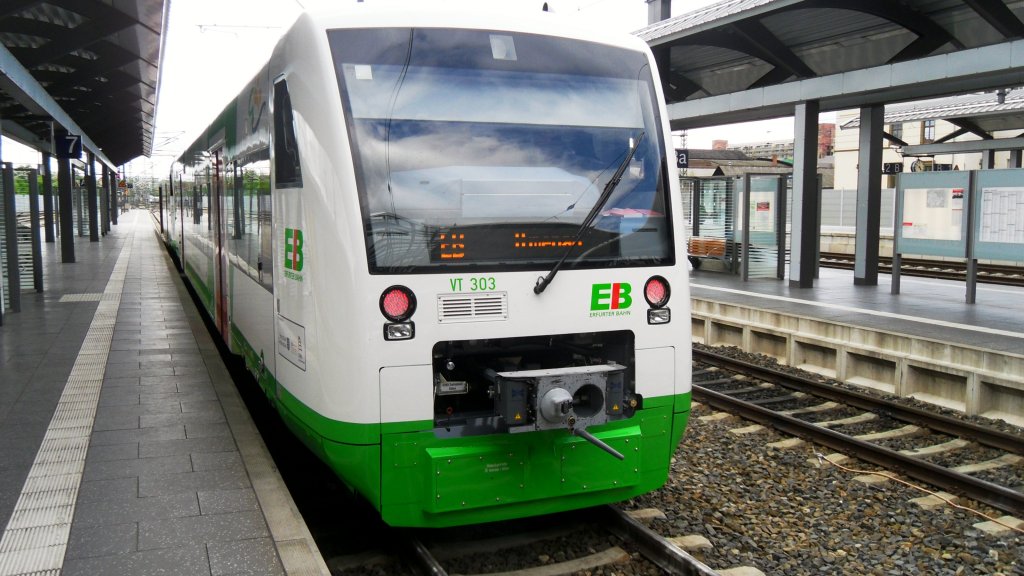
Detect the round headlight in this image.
<box><xmin>644</xmin><ymin>276</ymin><xmax>670</xmax><ymax>308</ymax></box>
<box><xmin>380</xmin><ymin>285</ymin><xmax>416</xmax><ymax>322</ymax></box>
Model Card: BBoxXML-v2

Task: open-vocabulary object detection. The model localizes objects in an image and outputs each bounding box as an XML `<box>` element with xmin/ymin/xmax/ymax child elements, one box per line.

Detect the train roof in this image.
<box><xmin>297</xmin><ymin>2</ymin><xmax>651</xmax><ymax>53</ymax></box>
<box><xmin>174</xmin><ymin>3</ymin><xmax>652</xmax><ymax>168</ymax></box>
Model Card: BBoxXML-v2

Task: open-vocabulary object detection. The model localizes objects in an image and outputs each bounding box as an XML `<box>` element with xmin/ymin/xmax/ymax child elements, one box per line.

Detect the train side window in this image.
<box><xmin>234</xmin><ymin>155</ymin><xmax>272</xmax><ymax>290</ymax></box>
<box><xmin>273</xmin><ymin>79</ymin><xmax>303</xmax><ymax>188</ymax></box>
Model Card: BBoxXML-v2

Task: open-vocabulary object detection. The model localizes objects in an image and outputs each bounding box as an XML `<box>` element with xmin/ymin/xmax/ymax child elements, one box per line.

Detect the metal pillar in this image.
<box><xmin>28</xmin><ymin>169</ymin><xmax>42</xmax><ymax>292</ymax></box>
<box><xmin>58</xmin><ymin>156</ymin><xmax>75</xmax><ymax>262</ymax></box>
<box><xmin>2</xmin><ymin>163</ymin><xmax>20</xmax><ymax>312</ymax></box>
<box><xmin>0</xmin><ymin>139</ymin><xmax>3</xmax><ymax>325</ymax></box>
<box><xmin>110</xmin><ymin>168</ymin><xmax>118</xmax><ymax>225</ymax></box>
<box><xmin>740</xmin><ymin>176</ymin><xmax>750</xmax><ymax>281</ymax></box>
<box><xmin>158</xmin><ymin>185</ymin><xmax>164</xmax><ymax>233</ymax></box>
<box><xmin>776</xmin><ymin>176</ymin><xmax>788</xmax><ymax>280</ymax></box>
<box><xmin>789</xmin><ymin>100</ymin><xmax>820</xmax><ymax>288</ymax></box>
<box><xmin>1010</xmin><ymin>150</ymin><xmax>1022</xmax><ymax>169</ymax></box>
<box><xmin>854</xmin><ymin>105</ymin><xmax>884</xmax><ymax>286</ymax></box>
<box><xmin>42</xmin><ymin>153</ymin><xmax>55</xmax><ymax>243</ymax></box>
<box><xmin>982</xmin><ymin>149</ymin><xmax>996</xmax><ymax>169</ymax></box>
<box><xmin>646</xmin><ymin>0</ymin><xmax>670</xmax><ymax>24</ymax></box>
<box><xmin>965</xmin><ymin>171</ymin><xmax>978</xmax><ymax>304</ymax></box>
<box><xmin>100</xmin><ymin>167</ymin><xmax>110</xmax><ymax>235</ymax></box>
<box><xmin>87</xmin><ymin>153</ymin><xmax>98</xmax><ymax>241</ymax></box>
<box><xmin>891</xmin><ymin>175</ymin><xmax>902</xmax><ymax>295</ymax></box>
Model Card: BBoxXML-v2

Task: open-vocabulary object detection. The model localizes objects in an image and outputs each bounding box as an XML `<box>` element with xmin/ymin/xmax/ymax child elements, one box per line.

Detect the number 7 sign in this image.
<box><xmin>55</xmin><ymin>132</ymin><xmax>82</xmax><ymax>160</ymax></box>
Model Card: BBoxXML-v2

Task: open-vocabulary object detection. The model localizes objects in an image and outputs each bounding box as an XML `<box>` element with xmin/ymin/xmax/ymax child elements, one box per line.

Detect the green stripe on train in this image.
<box><xmin>229</xmin><ymin>321</ymin><xmax>691</xmax><ymax>526</ymax></box>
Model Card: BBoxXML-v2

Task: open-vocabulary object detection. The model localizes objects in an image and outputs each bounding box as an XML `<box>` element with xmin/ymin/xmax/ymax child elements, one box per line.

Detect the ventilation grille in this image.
<box><xmin>437</xmin><ymin>292</ymin><xmax>508</xmax><ymax>324</ymax></box>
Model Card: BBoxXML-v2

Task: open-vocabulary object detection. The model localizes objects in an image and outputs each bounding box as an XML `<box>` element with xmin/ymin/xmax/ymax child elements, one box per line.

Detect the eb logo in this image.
<box><xmin>590</xmin><ymin>283</ymin><xmax>632</xmax><ymax>311</ymax></box>
<box><xmin>284</xmin><ymin>228</ymin><xmax>304</xmax><ymax>272</ymax></box>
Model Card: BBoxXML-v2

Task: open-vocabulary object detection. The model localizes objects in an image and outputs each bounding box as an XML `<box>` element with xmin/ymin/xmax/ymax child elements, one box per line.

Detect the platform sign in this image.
<box><xmin>675</xmin><ymin>149</ymin><xmax>688</xmax><ymax>169</ymax></box>
<box><xmin>883</xmin><ymin>162</ymin><xmax>903</xmax><ymax>174</ymax></box>
<box><xmin>54</xmin><ymin>131</ymin><xmax>82</xmax><ymax>160</ymax></box>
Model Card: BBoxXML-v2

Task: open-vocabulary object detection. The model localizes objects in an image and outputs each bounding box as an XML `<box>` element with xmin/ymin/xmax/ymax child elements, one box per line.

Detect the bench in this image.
<box><xmin>687</xmin><ymin>236</ymin><xmax>728</xmax><ymax>270</ymax></box>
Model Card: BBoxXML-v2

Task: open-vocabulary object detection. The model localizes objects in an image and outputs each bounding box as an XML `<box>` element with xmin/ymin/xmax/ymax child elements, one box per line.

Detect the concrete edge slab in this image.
<box><xmin>153</xmin><ymin>227</ymin><xmax>330</xmax><ymax>576</ymax></box>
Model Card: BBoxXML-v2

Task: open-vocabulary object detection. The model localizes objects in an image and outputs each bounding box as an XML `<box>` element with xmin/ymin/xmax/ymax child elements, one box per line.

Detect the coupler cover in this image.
<box><xmin>494</xmin><ymin>364</ymin><xmax>627</xmax><ymax>432</ymax></box>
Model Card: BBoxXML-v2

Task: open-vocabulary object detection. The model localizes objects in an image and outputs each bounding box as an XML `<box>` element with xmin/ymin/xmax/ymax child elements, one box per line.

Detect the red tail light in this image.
<box><xmin>644</xmin><ymin>276</ymin><xmax>670</xmax><ymax>308</ymax></box>
<box><xmin>380</xmin><ymin>286</ymin><xmax>416</xmax><ymax>322</ymax></box>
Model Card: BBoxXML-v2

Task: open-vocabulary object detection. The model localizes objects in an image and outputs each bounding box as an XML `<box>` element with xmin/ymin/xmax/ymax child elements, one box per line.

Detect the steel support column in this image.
<box><xmin>789</xmin><ymin>100</ymin><xmax>820</xmax><ymax>288</ymax></box>
<box><xmin>854</xmin><ymin>105</ymin><xmax>884</xmax><ymax>286</ymax></box>
<box><xmin>87</xmin><ymin>152</ymin><xmax>98</xmax><ymax>241</ymax></box>
<box><xmin>2</xmin><ymin>163</ymin><xmax>20</xmax><ymax>312</ymax></box>
<box><xmin>42</xmin><ymin>153</ymin><xmax>55</xmax><ymax>243</ymax></box>
<box><xmin>646</xmin><ymin>0</ymin><xmax>670</xmax><ymax>24</ymax></box>
<box><xmin>982</xmin><ymin>149</ymin><xmax>996</xmax><ymax>169</ymax></box>
<box><xmin>158</xmin><ymin>185</ymin><xmax>164</xmax><ymax>233</ymax></box>
<box><xmin>110</xmin><ymin>169</ymin><xmax>118</xmax><ymax>225</ymax></box>
<box><xmin>58</xmin><ymin>156</ymin><xmax>74</xmax><ymax>262</ymax></box>
<box><xmin>28</xmin><ymin>169</ymin><xmax>42</xmax><ymax>291</ymax></box>
<box><xmin>100</xmin><ymin>167</ymin><xmax>110</xmax><ymax>235</ymax></box>
<box><xmin>1009</xmin><ymin>150</ymin><xmax>1022</xmax><ymax>168</ymax></box>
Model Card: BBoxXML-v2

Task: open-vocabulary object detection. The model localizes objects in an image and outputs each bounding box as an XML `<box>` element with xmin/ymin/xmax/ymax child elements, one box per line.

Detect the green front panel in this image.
<box><xmin>226</xmin><ymin>325</ymin><xmax>692</xmax><ymax>527</ymax></box>
<box><xmin>380</xmin><ymin>402</ymin><xmax>687</xmax><ymax>527</ymax></box>
<box><xmin>557</xmin><ymin>427</ymin><xmax>641</xmax><ymax>493</ymax></box>
<box><xmin>429</xmin><ymin>444</ymin><xmax>529</xmax><ymax>511</ymax></box>
<box><xmin>321</xmin><ymin>439</ymin><xmax>383</xmax><ymax>511</ymax></box>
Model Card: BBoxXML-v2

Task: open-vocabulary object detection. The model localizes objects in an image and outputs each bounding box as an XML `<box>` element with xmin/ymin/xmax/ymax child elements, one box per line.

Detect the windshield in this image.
<box><xmin>328</xmin><ymin>27</ymin><xmax>673</xmax><ymax>273</ymax></box>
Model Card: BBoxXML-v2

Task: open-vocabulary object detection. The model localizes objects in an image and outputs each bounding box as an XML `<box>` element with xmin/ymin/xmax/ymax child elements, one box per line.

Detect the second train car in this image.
<box><xmin>163</xmin><ymin>4</ymin><xmax>692</xmax><ymax>528</ymax></box>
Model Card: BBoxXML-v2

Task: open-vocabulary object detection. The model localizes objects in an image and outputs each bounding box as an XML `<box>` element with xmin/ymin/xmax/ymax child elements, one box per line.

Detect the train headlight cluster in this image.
<box><xmin>644</xmin><ymin>276</ymin><xmax>671</xmax><ymax>325</ymax></box>
<box><xmin>381</xmin><ymin>285</ymin><xmax>416</xmax><ymax>340</ymax></box>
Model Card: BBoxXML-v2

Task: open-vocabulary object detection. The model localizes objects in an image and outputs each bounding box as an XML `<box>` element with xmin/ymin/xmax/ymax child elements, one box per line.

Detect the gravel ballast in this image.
<box><xmin>625</xmin><ymin>346</ymin><xmax>1024</xmax><ymax>575</ymax></box>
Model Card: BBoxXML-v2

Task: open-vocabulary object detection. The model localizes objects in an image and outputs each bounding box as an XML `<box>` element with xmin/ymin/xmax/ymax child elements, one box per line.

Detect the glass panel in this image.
<box><xmin>329</xmin><ymin>28</ymin><xmax>671</xmax><ymax>273</ymax></box>
<box><xmin>974</xmin><ymin>169</ymin><xmax>1024</xmax><ymax>261</ymax></box>
<box><xmin>896</xmin><ymin>171</ymin><xmax>970</xmax><ymax>258</ymax></box>
<box><xmin>902</xmin><ymin>188</ymin><xmax>964</xmax><ymax>241</ymax></box>
<box><xmin>746</xmin><ymin>175</ymin><xmax>779</xmax><ymax>278</ymax></box>
<box><xmin>272</xmin><ymin>81</ymin><xmax>302</xmax><ymax>188</ymax></box>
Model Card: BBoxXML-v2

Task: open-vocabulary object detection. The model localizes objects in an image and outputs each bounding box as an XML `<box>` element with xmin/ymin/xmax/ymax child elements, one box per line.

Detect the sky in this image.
<box><xmin>2</xmin><ymin>0</ymin><xmax>803</xmax><ymax>174</ymax></box>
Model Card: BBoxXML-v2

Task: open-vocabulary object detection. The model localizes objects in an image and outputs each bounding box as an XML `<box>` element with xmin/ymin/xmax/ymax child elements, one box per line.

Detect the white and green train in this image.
<box><xmin>164</xmin><ymin>4</ymin><xmax>692</xmax><ymax>528</ymax></box>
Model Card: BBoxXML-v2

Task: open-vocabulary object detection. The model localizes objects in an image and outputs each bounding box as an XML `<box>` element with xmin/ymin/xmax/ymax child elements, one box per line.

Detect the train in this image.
<box><xmin>161</xmin><ymin>4</ymin><xmax>692</xmax><ymax>528</ymax></box>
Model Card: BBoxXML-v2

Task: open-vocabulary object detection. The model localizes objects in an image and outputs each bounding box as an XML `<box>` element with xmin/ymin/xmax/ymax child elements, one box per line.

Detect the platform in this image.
<box><xmin>689</xmin><ymin>266</ymin><xmax>1024</xmax><ymax>426</ymax></box>
<box><xmin>0</xmin><ymin>211</ymin><xmax>328</xmax><ymax>576</ymax></box>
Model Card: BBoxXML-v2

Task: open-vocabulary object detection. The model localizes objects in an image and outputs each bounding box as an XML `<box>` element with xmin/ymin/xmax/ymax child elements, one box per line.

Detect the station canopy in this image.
<box><xmin>638</xmin><ymin>0</ymin><xmax>1024</xmax><ymax>129</ymax></box>
<box><xmin>0</xmin><ymin>0</ymin><xmax>166</xmax><ymax>167</ymax></box>
<box><xmin>842</xmin><ymin>88</ymin><xmax>1024</xmax><ymax>138</ymax></box>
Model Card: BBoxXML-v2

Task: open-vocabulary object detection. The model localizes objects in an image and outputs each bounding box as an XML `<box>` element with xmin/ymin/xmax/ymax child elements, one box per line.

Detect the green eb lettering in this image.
<box><xmin>591</xmin><ymin>282</ymin><xmax>631</xmax><ymax>311</ymax></box>
<box><xmin>284</xmin><ymin>228</ymin><xmax>304</xmax><ymax>272</ymax></box>
<box><xmin>591</xmin><ymin>283</ymin><xmax>611</xmax><ymax>311</ymax></box>
<box><xmin>612</xmin><ymin>282</ymin><xmax>632</xmax><ymax>310</ymax></box>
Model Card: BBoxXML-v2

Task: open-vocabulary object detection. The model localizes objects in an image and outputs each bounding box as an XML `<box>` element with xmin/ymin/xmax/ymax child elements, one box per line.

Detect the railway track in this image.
<box><xmin>819</xmin><ymin>251</ymin><xmax>1024</xmax><ymax>286</ymax></box>
<box><xmin>331</xmin><ymin>505</ymin><xmax>720</xmax><ymax>576</ymax></box>
<box><xmin>692</xmin><ymin>348</ymin><xmax>1024</xmax><ymax>519</ymax></box>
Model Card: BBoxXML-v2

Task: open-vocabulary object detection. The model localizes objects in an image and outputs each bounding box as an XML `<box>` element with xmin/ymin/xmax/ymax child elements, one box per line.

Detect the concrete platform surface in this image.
<box><xmin>690</xmin><ymin>266</ymin><xmax>1024</xmax><ymax>355</ymax></box>
<box><xmin>0</xmin><ymin>211</ymin><xmax>327</xmax><ymax>576</ymax></box>
<box><xmin>688</xmin><ymin>265</ymin><xmax>1024</xmax><ymax>425</ymax></box>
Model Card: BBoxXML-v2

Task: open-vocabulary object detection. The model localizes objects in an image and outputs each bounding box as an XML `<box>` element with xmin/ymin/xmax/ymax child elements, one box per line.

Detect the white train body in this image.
<box><xmin>166</xmin><ymin>5</ymin><xmax>692</xmax><ymax>527</ymax></box>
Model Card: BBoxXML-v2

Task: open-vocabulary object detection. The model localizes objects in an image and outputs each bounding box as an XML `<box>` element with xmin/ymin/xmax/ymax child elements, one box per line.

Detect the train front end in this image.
<box><xmin>302</xmin><ymin>17</ymin><xmax>691</xmax><ymax>527</ymax></box>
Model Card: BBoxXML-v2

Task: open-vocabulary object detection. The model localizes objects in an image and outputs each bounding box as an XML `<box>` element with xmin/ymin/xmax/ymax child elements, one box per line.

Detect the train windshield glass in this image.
<box><xmin>328</xmin><ymin>27</ymin><xmax>673</xmax><ymax>273</ymax></box>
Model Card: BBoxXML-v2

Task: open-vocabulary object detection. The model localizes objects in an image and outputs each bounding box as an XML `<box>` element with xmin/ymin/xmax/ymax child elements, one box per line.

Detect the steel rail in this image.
<box><xmin>602</xmin><ymin>506</ymin><xmax>720</xmax><ymax>576</ymax></box>
<box><xmin>693</xmin><ymin>349</ymin><xmax>1024</xmax><ymax>455</ymax></box>
<box><xmin>693</xmin><ymin>384</ymin><xmax>1024</xmax><ymax>517</ymax></box>
<box><xmin>402</xmin><ymin>532</ymin><xmax>449</xmax><ymax>576</ymax></box>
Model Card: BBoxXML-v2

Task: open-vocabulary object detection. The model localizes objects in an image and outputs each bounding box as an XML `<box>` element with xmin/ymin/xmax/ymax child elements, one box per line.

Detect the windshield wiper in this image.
<box><xmin>534</xmin><ymin>130</ymin><xmax>644</xmax><ymax>295</ymax></box>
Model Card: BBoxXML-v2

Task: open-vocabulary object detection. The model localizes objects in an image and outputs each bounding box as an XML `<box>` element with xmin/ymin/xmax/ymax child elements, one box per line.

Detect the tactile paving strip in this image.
<box><xmin>0</xmin><ymin>226</ymin><xmax>134</xmax><ymax>576</ymax></box>
<box><xmin>57</xmin><ymin>294</ymin><xmax>104</xmax><ymax>303</ymax></box>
